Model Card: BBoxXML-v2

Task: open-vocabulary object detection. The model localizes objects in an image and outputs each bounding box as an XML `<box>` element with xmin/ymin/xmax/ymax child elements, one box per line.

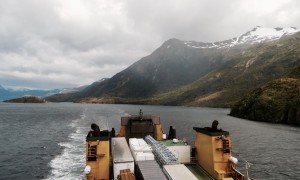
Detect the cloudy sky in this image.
<box><xmin>0</xmin><ymin>0</ymin><xmax>299</xmax><ymax>89</ymax></box>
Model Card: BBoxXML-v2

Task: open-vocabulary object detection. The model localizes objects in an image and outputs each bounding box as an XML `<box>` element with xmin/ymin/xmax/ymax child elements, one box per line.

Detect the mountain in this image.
<box><xmin>59</xmin><ymin>85</ymin><xmax>89</xmax><ymax>93</ymax></box>
<box><xmin>0</xmin><ymin>86</ymin><xmax>61</xmax><ymax>101</ymax></box>
<box><xmin>150</xmin><ymin>30</ymin><xmax>300</xmax><ymax>107</ymax></box>
<box><xmin>4</xmin><ymin>96</ymin><xmax>46</xmax><ymax>103</ymax></box>
<box><xmin>0</xmin><ymin>86</ymin><xmax>10</xmax><ymax>101</ymax></box>
<box><xmin>47</xmin><ymin>38</ymin><xmax>229</xmax><ymax>102</ymax></box>
<box><xmin>46</xmin><ymin>27</ymin><xmax>300</xmax><ymax>107</ymax></box>
<box><xmin>184</xmin><ymin>26</ymin><xmax>298</xmax><ymax>49</ymax></box>
<box><xmin>229</xmin><ymin>66</ymin><xmax>300</xmax><ymax>125</ymax></box>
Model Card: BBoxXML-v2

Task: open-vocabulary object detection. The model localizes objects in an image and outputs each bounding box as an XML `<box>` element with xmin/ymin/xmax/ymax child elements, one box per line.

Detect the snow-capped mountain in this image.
<box><xmin>46</xmin><ymin>26</ymin><xmax>300</xmax><ymax>107</ymax></box>
<box><xmin>0</xmin><ymin>85</ymin><xmax>62</xmax><ymax>101</ymax></box>
<box><xmin>184</xmin><ymin>26</ymin><xmax>299</xmax><ymax>49</ymax></box>
<box><xmin>97</xmin><ymin>78</ymin><xmax>110</xmax><ymax>83</ymax></box>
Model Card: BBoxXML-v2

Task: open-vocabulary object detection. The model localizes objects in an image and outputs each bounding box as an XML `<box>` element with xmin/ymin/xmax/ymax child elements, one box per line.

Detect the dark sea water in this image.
<box><xmin>0</xmin><ymin>103</ymin><xmax>299</xmax><ymax>180</ymax></box>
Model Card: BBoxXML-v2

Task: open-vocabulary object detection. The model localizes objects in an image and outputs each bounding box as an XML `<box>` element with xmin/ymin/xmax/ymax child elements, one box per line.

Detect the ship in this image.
<box><xmin>82</xmin><ymin>110</ymin><xmax>251</xmax><ymax>180</ymax></box>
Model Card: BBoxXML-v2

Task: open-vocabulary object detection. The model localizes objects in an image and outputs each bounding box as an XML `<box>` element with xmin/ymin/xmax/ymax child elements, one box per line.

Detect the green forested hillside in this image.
<box><xmin>147</xmin><ymin>32</ymin><xmax>300</xmax><ymax>107</ymax></box>
<box><xmin>229</xmin><ymin>66</ymin><xmax>300</xmax><ymax>125</ymax></box>
<box><xmin>4</xmin><ymin>96</ymin><xmax>46</xmax><ymax>103</ymax></box>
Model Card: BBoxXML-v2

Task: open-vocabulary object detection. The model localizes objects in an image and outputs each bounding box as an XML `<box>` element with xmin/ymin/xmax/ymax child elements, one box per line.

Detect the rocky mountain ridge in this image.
<box><xmin>150</xmin><ymin>30</ymin><xmax>300</xmax><ymax>107</ymax></box>
<box><xmin>183</xmin><ymin>26</ymin><xmax>299</xmax><ymax>49</ymax></box>
<box><xmin>46</xmin><ymin>27</ymin><xmax>300</xmax><ymax>110</ymax></box>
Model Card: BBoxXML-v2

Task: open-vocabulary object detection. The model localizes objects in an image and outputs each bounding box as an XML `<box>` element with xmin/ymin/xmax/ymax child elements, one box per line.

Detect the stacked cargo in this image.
<box><xmin>112</xmin><ymin>137</ymin><xmax>134</xmax><ymax>180</ymax></box>
<box><xmin>129</xmin><ymin>138</ymin><xmax>154</xmax><ymax>161</ymax></box>
<box><xmin>128</xmin><ymin>138</ymin><xmax>167</xmax><ymax>179</ymax></box>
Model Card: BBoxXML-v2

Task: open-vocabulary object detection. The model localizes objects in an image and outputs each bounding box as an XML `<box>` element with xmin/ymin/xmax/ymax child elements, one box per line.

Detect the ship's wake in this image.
<box><xmin>44</xmin><ymin>110</ymin><xmax>87</xmax><ymax>180</ymax></box>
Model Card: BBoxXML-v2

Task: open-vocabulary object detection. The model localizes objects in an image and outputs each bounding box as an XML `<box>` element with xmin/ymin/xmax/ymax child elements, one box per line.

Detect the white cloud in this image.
<box><xmin>0</xmin><ymin>0</ymin><xmax>299</xmax><ymax>89</ymax></box>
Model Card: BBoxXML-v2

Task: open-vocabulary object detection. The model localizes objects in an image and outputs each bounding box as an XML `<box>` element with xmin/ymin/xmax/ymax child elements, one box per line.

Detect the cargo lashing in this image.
<box><xmin>145</xmin><ymin>135</ymin><xmax>178</xmax><ymax>166</ymax></box>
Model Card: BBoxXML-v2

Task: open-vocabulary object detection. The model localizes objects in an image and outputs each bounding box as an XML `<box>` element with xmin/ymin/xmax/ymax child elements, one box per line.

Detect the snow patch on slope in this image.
<box><xmin>184</xmin><ymin>27</ymin><xmax>299</xmax><ymax>49</ymax></box>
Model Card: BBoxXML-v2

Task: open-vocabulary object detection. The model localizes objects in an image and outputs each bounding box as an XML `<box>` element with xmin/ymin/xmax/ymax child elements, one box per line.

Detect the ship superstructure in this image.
<box><xmin>83</xmin><ymin>110</ymin><xmax>249</xmax><ymax>180</ymax></box>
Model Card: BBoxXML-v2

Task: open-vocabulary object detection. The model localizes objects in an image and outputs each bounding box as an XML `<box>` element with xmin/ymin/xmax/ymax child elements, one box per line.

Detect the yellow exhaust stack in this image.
<box><xmin>85</xmin><ymin>130</ymin><xmax>110</xmax><ymax>180</ymax></box>
<box><xmin>193</xmin><ymin>124</ymin><xmax>234</xmax><ymax>180</ymax></box>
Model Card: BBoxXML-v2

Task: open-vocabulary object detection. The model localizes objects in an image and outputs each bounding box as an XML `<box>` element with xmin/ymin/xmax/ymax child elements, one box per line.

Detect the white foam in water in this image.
<box><xmin>44</xmin><ymin>107</ymin><xmax>124</xmax><ymax>180</ymax></box>
<box><xmin>44</xmin><ymin>113</ymin><xmax>86</xmax><ymax>180</ymax></box>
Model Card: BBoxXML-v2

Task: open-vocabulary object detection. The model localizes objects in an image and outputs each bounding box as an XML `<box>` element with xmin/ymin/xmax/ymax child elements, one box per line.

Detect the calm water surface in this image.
<box><xmin>0</xmin><ymin>103</ymin><xmax>299</xmax><ymax>180</ymax></box>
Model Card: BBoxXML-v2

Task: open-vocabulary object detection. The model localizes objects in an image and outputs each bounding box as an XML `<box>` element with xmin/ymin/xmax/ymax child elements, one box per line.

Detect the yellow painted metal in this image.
<box><xmin>86</xmin><ymin>140</ymin><xmax>110</xmax><ymax>180</ymax></box>
<box><xmin>155</xmin><ymin>124</ymin><xmax>164</xmax><ymax>140</ymax></box>
<box><xmin>117</xmin><ymin>126</ymin><xmax>126</xmax><ymax>137</ymax></box>
<box><xmin>194</xmin><ymin>132</ymin><xmax>232</xmax><ymax>180</ymax></box>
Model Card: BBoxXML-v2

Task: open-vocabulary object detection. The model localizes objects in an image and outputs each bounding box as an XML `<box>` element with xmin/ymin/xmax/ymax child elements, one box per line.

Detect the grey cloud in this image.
<box><xmin>0</xmin><ymin>0</ymin><xmax>299</xmax><ymax>89</ymax></box>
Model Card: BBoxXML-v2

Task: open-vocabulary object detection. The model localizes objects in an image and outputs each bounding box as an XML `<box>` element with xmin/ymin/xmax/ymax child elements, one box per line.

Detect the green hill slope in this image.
<box><xmin>150</xmin><ymin>32</ymin><xmax>300</xmax><ymax>107</ymax></box>
<box><xmin>4</xmin><ymin>96</ymin><xmax>46</xmax><ymax>103</ymax></box>
<box><xmin>229</xmin><ymin>66</ymin><xmax>300</xmax><ymax>125</ymax></box>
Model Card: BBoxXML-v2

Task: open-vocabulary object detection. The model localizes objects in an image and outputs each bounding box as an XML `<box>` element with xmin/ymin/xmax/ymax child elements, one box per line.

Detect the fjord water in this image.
<box><xmin>0</xmin><ymin>103</ymin><xmax>299</xmax><ymax>180</ymax></box>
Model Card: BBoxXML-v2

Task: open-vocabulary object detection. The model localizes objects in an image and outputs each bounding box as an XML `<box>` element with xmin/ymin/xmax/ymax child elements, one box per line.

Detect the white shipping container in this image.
<box><xmin>138</xmin><ymin>138</ymin><xmax>148</xmax><ymax>146</ymax></box>
<box><xmin>161</xmin><ymin>140</ymin><xmax>191</xmax><ymax>163</ymax></box>
<box><xmin>129</xmin><ymin>138</ymin><xmax>139</xmax><ymax>146</ymax></box>
<box><xmin>163</xmin><ymin>164</ymin><xmax>198</xmax><ymax>180</ymax></box>
<box><xmin>167</xmin><ymin>146</ymin><xmax>191</xmax><ymax>163</ymax></box>
<box><xmin>133</xmin><ymin>151</ymin><xmax>155</xmax><ymax>161</ymax></box>
<box><xmin>129</xmin><ymin>138</ymin><xmax>152</xmax><ymax>152</ymax></box>
<box><xmin>131</xmin><ymin>145</ymin><xmax>152</xmax><ymax>152</ymax></box>
<box><xmin>112</xmin><ymin>137</ymin><xmax>134</xmax><ymax>180</ymax></box>
<box><xmin>145</xmin><ymin>152</ymin><xmax>155</xmax><ymax>160</ymax></box>
<box><xmin>134</xmin><ymin>152</ymin><xmax>146</xmax><ymax>161</ymax></box>
<box><xmin>129</xmin><ymin>138</ymin><xmax>154</xmax><ymax>162</ymax></box>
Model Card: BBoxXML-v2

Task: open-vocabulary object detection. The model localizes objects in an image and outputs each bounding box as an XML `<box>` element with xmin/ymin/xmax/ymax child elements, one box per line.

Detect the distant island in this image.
<box><xmin>4</xmin><ymin>96</ymin><xmax>46</xmax><ymax>103</ymax></box>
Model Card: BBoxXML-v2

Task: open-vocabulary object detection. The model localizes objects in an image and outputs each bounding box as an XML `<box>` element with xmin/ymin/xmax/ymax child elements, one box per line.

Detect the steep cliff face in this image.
<box><xmin>230</xmin><ymin>67</ymin><xmax>300</xmax><ymax>125</ymax></box>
